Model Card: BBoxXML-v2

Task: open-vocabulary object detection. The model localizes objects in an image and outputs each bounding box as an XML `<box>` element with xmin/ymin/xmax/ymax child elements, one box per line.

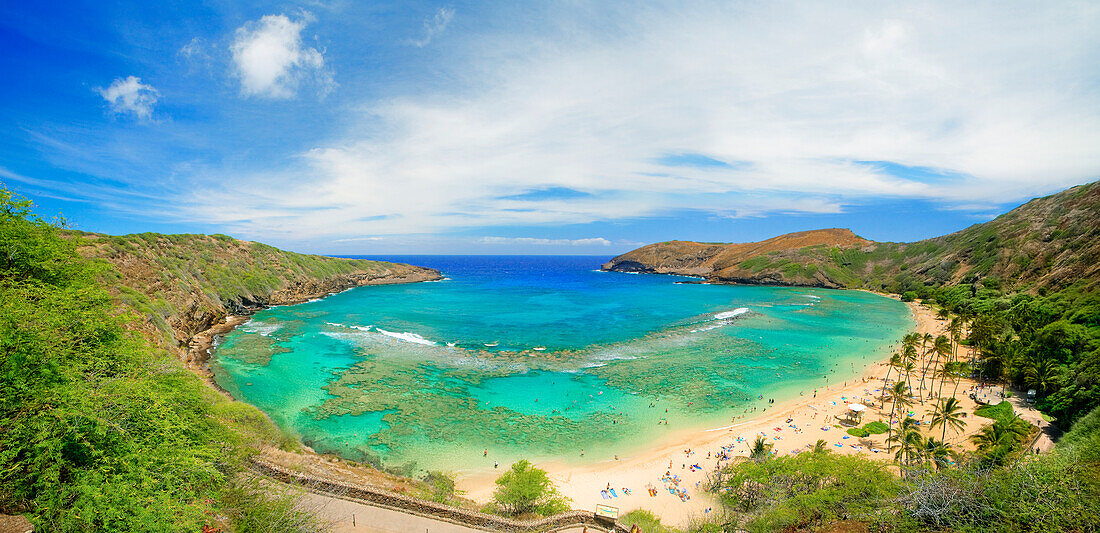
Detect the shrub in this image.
<box><xmin>490</xmin><ymin>459</ymin><xmax>571</xmax><ymax>517</ymax></box>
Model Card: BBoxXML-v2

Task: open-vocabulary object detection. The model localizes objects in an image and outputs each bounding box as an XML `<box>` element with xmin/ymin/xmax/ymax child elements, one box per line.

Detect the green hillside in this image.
<box><xmin>70</xmin><ymin>230</ymin><xmax>439</xmax><ymax>364</ymax></box>
<box><xmin>0</xmin><ymin>190</ymin><xmax>313</xmax><ymax>530</ymax></box>
<box><xmin>604</xmin><ymin>180</ymin><xmax>1100</xmax><ymax>294</ymax></box>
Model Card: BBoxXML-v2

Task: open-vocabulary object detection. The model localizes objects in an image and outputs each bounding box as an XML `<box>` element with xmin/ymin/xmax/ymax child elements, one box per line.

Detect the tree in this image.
<box><xmin>881</xmin><ymin>352</ymin><xmax>903</xmax><ymax>408</ymax></box>
<box><xmin>750</xmin><ymin>435</ymin><xmax>773</xmax><ymax>462</ymax></box>
<box><xmin>929</xmin><ymin>397</ymin><xmax>967</xmax><ymax>442</ymax></box>
<box><xmin>492</xmin><ymin>460</ymin><xmax>571</xmax><ymax>516</ymax></box>
<box><xmin>1024</xmin><ymin>356</ymin><xmax>1061</xmax><ymax>395</ymax></box>
<box><xmin>971</xmin><ymin>416</ymin><xmax>1032</xmax><ymax>467</ymax></box>
<box><xmin>970</xmin><ymin>415</ymin><xmax>1031</xmax><ymax>459</ymax></box>
<box><xmin>901</xmin><ymin>358</ymin><xmax>918</xmax><ymax>404</ymax></box>
<box><xmin>888</xmin><ymin>417</ymin><xmax>922</xmax><ymax>470</ymax></box>
<box><xmin>886</xmin><ymin>381</ymin><xmax>913</xmax><ymax>450</ymax></box>
<box><xmin>932</xmin><ymin>335</ymin><xmax>953</xmax><ymax>400</ymax></box>
<box><xmin>917</xmin><ymin>436</ymin><xmax>954</xmax><ymax>470</ymax></box>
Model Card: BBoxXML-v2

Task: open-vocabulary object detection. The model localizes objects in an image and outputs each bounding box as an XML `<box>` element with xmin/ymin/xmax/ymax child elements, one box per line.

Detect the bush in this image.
<box><xmin>712</xmin><ymin>452</ymin><xmax>899</xmax><ymax>531</ymax></box>
<box><xmin>621</xmin><ymin>509</ymin><xmax>680</xmax><ymax>533</ymax></box>
<box><xmin>422</xmin><ymin>471</ymin><xmax>461</xmax><ymax>503</ymax></box>
<box><xmin>490</xmin><ymin>459</ymin><xmax>571</xmax><ymax>517</ymax></box>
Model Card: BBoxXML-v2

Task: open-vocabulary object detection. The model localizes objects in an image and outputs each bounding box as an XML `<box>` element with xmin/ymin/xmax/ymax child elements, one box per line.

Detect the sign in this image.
<box><xmin>595</xmin><ymin>504</ymin><xmax>618</xmax><ymax>519</ymax></box>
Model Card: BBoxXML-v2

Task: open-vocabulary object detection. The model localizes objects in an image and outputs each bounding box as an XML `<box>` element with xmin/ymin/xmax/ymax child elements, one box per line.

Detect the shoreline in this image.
<box><xmin>456</xmin><ymin>298</ymin><xmax>977</xmax><ymax>527</ymax></box>
<box><xmin>211</xmin><ymin>280</ymin><xmax>989</xmax><ymax>528</ymax></box>
<box><xmin>189</xmin><ymin>269</ymin><xmax>442</xmax><ymax>383</ymax></box>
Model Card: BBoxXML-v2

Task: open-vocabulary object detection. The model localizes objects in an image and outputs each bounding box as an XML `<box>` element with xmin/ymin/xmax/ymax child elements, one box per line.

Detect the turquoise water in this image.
<box><xmin>211</xmin><ymin>256</ymin><xmax>912</xmax><ymax>473</ymax></box>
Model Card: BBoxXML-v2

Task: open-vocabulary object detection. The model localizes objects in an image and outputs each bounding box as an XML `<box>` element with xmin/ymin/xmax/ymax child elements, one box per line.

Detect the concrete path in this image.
<box><xmin>294</xmin><ymin>488</ymin><xmax>613</xmax><ymax>533</ymax></box>
<box><xmin>1006</xmin><ymin>390</ymin><xmax>1060</xmax><ymax>453</ymax></box>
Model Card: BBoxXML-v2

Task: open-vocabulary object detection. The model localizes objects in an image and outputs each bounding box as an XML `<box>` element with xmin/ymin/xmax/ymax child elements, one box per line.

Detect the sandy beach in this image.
<box><xmin>458</xmin><ymin>298</ymin><xmax>1002</xmax><ymax>528</ymax></box>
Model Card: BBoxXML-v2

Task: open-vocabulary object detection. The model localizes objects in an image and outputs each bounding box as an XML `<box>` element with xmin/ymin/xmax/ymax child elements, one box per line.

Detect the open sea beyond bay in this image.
<box><xmin>211</xmin><ymin>255</ymin><xmax>913</xmax><ymax>473</ymax></box>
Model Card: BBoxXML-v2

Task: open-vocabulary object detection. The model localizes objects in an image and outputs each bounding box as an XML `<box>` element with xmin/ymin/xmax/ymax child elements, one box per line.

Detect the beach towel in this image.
<box><xmin>601</xmin><ymin>490</ymin><xmax>610</xmax><ymax>500</ymax></box>
<box><xmin>610</xmin><ymin>488</ymin><xmax>618</xmax><ymax>497</ymax></box>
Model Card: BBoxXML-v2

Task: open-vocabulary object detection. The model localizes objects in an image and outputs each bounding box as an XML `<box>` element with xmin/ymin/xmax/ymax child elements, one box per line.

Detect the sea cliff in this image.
<box><xmin>72</xmin><ymin>231</ymin><xmax>441</xmax><ymax>371</ymax></box>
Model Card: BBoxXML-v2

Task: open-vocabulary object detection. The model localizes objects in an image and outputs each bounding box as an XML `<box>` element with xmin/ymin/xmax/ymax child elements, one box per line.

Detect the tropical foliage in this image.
<box><xmin>0</xmin><ymin>189</ymin><xmax>311</xmax><ymax>531</ymax></box>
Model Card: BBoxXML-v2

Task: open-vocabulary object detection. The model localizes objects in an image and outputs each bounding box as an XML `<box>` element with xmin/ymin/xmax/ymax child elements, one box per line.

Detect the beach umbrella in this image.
<box><xmin>848</xmin><ymin>403</ymin><xmax>867</xmax><ymax>422</ymax></box>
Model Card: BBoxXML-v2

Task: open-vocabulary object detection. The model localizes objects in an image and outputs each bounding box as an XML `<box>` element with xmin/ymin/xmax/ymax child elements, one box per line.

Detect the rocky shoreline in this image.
<box><xmin>186</xmin><ymin>268</ymin><xmax>443</xmax><ymax>383</ymax></box>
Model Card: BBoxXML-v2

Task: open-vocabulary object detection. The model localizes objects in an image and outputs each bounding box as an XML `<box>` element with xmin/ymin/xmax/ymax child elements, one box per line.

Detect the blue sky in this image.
<box><xmin>2</xmin><ymin>1</ymin><xmax>1098</xmax><ymax>255</ymax></box>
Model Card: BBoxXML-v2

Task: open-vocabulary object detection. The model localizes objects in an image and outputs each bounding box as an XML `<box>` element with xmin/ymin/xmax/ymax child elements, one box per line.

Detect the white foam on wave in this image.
<box><xmin>375</xmin><ymin>328</ymin><xmax>436</xmax><ymax>346</ymax></box>
<box><xmin>241</xmin><ymin>321</ymin><xmax>281</xmax><ymax>336</ymax></box>
<box><xmin>326</xmin><ymin>322</ymin><xmax>372</xmax><ymax>332</ymax></box>
<box><xmin>713</xmin><ymin>308</ymin><xmax>750</xmax><ymax>320</ymax></box>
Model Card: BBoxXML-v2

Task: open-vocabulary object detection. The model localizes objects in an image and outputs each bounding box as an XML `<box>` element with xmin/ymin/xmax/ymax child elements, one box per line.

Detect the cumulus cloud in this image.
<box><xmin>180</xmin><ymin>1</ymin><xmax>1100</xmax><ymax>242</ymax></box>
<box><xmin>97</xmin><ymin>76</ymin><xmax>158</xmax><ymax>120</ymax></box>
<box><xmin>230</xmin><ymin>13</ymin><xmax>333</xmax><ymax>98</ymax></box>
<box><xmin>412</xmin><ymin>7</ymin><xmax>455</xmax><ymax>47</ymax></box>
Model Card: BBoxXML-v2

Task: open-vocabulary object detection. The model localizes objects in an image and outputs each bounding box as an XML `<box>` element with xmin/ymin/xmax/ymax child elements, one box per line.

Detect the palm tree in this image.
<box><xmin>886</xmin><ymin>381</ymin><xmax>913</xmax><ymax>450</ymax></box>
<box><xmin>929</xmin><ymin>397</ymin><xmax>967</xmax><ymax>442</ymax></box>
<box><xmin>813</xmin><ymin>439</ymin><xmax>828</xmax><ymax>454</ymax></box>
<box><xmin>931</xmin><ymin>335</ymin><xmax>953</xmax><ymax>400</ymax></box>
<box><xmin>901</xmin><ymin>359</ymin><xmax>919</xmax><ymax>404</ymax></box>
<box><xmin>971</xmin><ymin>415</ymin><xmax>1030</xmax><ymax>452</ymax></box>
<box><xmin>749</xmin><ymin>435</ymin><xmax>772</xmax><ymax>462</ymax></box>
<box><xmin>881</xmin><ymin>352</ymin><xmax>902</xmax><ymax>408</ymax></box>
<box><xmin>918</xmin><ymin>436</ymin><xmax>954</xmax><ymax>470</ymax></box>
<box><xmin>919</xmin><ymin>331</ymin><xmax>935</xmax><ymax>395</ymax></box>
<box><xmin>1023</xmin><ymin>356</ymin><xmax>1060</xmax><ymax>395</ymax></box>
<box><xmin>888</xmin><ymin>417</ymin><xmax>922</xmax><ymax>469</ymax></box>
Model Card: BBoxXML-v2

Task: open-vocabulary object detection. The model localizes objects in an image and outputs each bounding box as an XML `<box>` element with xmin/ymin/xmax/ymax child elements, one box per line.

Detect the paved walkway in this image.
<box><xmin>294</xmin><ymin>488</ymin><xmax>613</xmax><ymax>533</ymax></box>
<box><xmin>1005</xmin><ymin>390</ymin><xmax>1060</xmax><ymax>453</ymax></box>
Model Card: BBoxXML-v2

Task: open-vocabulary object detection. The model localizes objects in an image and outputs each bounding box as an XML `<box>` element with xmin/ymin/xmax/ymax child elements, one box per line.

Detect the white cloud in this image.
<box><xmin>230</xmin><ymin>13</ymin><xmax>333</xmax><ymax>98</ymax></box>
<box><xmin>97</xmin><ymin>76</ymin><xmax>158</xmax><ymax>120</ymax></box>
<box><xmin>178</xmin><ymin>37</ymin><xmax>205</xmax><ymax>60</ymax></box>
<box><xmin>480</xmin><ymin>237</ymin><xmax>613</xmax><ymax>246</ymax></box>
<box><xmin>412</xmin><ymin>7</ymin><xmax>455</xmax><ymax>47</ymax></box>
<box><xmin>179</xmin><ymin>1</ymin><xmax>1100</xmax><ymax>242</ymax></box>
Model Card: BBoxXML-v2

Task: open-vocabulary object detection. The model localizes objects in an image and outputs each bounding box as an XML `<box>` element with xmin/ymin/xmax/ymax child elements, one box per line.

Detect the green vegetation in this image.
<box><xmin>621</xmin><ymin>510</ymin><xmax>680</xmax><ymax>533</ymax></box>
<box><xmin>708</xmin><ymin>404</ymin><xmax>1100</xmax><ymax>532</ymax></box>
<box><xmin>711</xmin><ymin>451</ymin><xmax>900</xmax><ymax>531</ymax></box>
<box><xmin>487</xmin><ymin>459</ymin><xmax>570</xmax><ymax>517</ymax></box>
<box><xmin>68</xmin><ymin>225</ymin><xmax>433</xmax><ymax>361</ymax></box>
<box><xmin>975</xmin><ymin>401</ymin><xmax>1016</xmax><ymax>424</ymax></box>
<box><xmin>0</xmin><ymin>189</ymin><xmax>313</xmax><ymax>531</ymax></box>
<box><xmin>864</xmin><ymin>420</ymin><xmax>889</xmax><ymax>434</ymax></box>
<box><xmin>847</xmin><ymin>420</ymin><xmax>889</xmax><ymax>437</ymax></box>
<box><xmin>420</xmin><ymin>471</ymin><xmax>463</xmax><ymax>504</ymax></box>
<box><xmin>925</xmin><ymin>281</ymin><xmax>1100</xmax><ymax>428</ymax></box>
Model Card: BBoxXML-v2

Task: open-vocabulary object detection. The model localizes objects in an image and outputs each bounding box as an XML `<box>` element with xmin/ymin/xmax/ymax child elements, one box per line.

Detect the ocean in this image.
<box><xmin>211</xmin><ymin>255</ymin><xmax>912</xmax><ymax>473</ymax></box>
